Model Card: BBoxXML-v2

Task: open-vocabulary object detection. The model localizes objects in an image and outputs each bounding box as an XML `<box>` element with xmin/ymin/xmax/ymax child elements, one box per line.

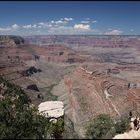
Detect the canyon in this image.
<box><xmin>1</xmin><ymin>35</ymin><xmax>140</xmax><ymax>138</ymax></box>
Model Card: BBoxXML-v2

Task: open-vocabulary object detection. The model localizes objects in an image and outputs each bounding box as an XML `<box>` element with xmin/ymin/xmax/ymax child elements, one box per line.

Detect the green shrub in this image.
<box><xmin>86</xmin><ymin>114</ymin><xmax>116</xmax><ymax>139</ymax></box>
<box><xmin>0</xmin><ymin>77</ymin><xmax>64</xmax><ymax>139</ymax></box>
<box><xmin>114</xmin><ymin>116</ymin><xmax>130</xmax><ymax>134</ymax></box>
<box><xmin>49</xmin><ymin>117</ymin><xmax>64</xmax><ymax>139</ymax></box>
<box><xmin>86</xmin><ymin>114</ymin><xmax>130</xmax><ymax>139</ymax></box>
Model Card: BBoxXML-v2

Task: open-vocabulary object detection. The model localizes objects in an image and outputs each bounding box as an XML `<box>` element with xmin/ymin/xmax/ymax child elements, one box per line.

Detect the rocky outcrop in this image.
<box><xmin>0</xmin><ymin>35</ymin><xmax>25</xmax><ymax>47</ymax></box>
<box><xmin>38</xmin><ymin>101</ymin><xmax>64</xmax><ymax>118</ymax></box>
<box><xmin>113</xmin><ymin>129</ymin><xmax>140</xmax><ymax>139</ymax></box>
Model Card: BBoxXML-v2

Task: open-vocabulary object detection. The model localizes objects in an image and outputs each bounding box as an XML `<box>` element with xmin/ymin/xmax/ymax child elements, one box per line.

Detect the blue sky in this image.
<box><xmin>0</xmin><ymin>1</ymin><xmax>140</xmax><ymax>35</ymax></box>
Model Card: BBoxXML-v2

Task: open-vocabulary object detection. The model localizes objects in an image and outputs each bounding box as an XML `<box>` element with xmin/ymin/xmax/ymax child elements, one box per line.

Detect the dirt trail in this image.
<box><xmin>104</xmin><ymin>90</ymin><xmax>121</xmax><ymax>117</ymax></box>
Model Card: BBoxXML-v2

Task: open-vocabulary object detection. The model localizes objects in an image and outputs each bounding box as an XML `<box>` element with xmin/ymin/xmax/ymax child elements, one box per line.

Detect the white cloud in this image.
<box><xmin>81</xmin><ymin>21</ymin><xmax>90</xmax><ymax>24</ymax></box>
<box><xmin>38</xmin><ymin>22</ymin><xmax>52</xmax><ymax>28</ymax></box>
<box><xmin>81</xmin><ymin>19</ymin><xmax>97</xmax><ymax>24</ymax></box>
<box><xmin>50</xmin><ymin>20</ymin><xmax>65</xmax><ymax>25</ymax></box>
<box><xmin>51</xmin><ymin>20</ymin><xmax>55</xmax><ymax>23</ymax></box>
<box><xmin>74</xmin><ymin>24</ymin><xmax>90</xmax><ymax>30</ymax></box>
<box><xmin>0</xmin><ymin>27</ymin><xmax>11</xmax><ymax>32</ymax></box>
<box><xmin>104</xmin><ymin>29</ymin><xmax>123</xmax><ymax>35</ymax></box>
<box><xmin>47</xmin><ymin>24</ymin><xmax>52</xmax><ymax>27</ymax></box>
<box><xmin>64</xmin><ymin>17</ymin><xmax>73</xmax><ymax>21</ymax></box>
<box><xmin>130</xmin><ymin>29</ymin><xmax>134</xmax><ymax>32</ymax></box>
<box><xmin>47</xmin><ymin>25</ymin><xmax>96</xmax><ymax>35</ymax></box>
<box><xmin>52</xmin><ymin>19</ymin><xmax>68</xmax><ymax>25</ymax></box>
<box><xmin>55</xmin><ymin>20</ymin><xmax>64</xmax><ymax>24</ymax></box>
<box><xmin>38</xmin><ymin>22</ymin><xmax>45</xmax><ymax>26</ymax></box>
<box><xmin>23</xmin><ymin>24</ymin><xmax>32</xmax><ymax>29</ymax></box>
<box><xmin>0</xmin><ymin>17</ymin><xmax>95</xmax><ymax>35</ymax></box>
<box><xmin>0</xmin><ymin>24</ymin><xmax>20</xmax><ymax>32</ymax></box>
<box><xmin>0</xmin><ymin>21</ymin><xmax>97</xmax><ymax>35</ymax></box>
<box><xmin>32</xmin><ymin>24</ymin><xmax>37</xmax><ymax>28</ymax></box>
<box><xmin>11</xmin><ymin>24</ymin><xmax>20</xmax><ymax>29</ymax></box>
<box><xmin>38</xmin><ymin>26</ymin><xmax>42</xmax><ymax>28</ymax></box>
<box><xmin>37</xmin><ymin>18</ymin><xmax>72</xmax><ymax>29</ymax></box>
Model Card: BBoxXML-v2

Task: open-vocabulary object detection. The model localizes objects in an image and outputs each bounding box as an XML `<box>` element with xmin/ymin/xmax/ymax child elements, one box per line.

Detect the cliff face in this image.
<box><xmin>1</xmin><ymin>35</ymin><xmax>140</xmax><ymax>138</ymax></box>
<box><xmin>0</xmin><ymin>36</ymin><xmax>34</xmax><ymax>74</ymax></box>
<box><xmin>25</xmin><ymin>35</ymin><xmax>140</xmax><ymax>48</ymax></box>
<box><xmin>0</xmin><ymin>35</ymin><xmax>25</xmax><ymax>47</ymax></box>
<box><xmin>64</xmin><ymin>64</ymin><xmax>139</xmax><ymax>137</ymax></box>
<box><xmin>26</xmin><ymin>44</ymin><xmax>86</xmax><ymax>63</ymax></box>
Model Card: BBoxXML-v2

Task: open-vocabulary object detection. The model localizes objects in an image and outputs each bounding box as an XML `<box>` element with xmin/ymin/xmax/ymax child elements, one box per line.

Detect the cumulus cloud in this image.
<box><xmin>0</xmin><ymin>24</ymin><xmax>20</xmax><ymax>32</ymax></box>
<box><xmin>36</xmin><ymin>19</ymin><xmax>70</xmax><ymax>29</ymax></box>
<box><xmin>50</xmin><ymin>18</ymin><xmax>73</xmax><ymax>25</ymax></box>
<box><xmin>64</xmin><ymin>17</ymin><xmax>73</xmax><ymax>21</ymax></box>
<box><xmin>81</xmin><ymin>19</ymin><xmax>97</xmax><ymax>24</ymax></box>
<box><xmin>32</xmin><ymin>24</ymin><xmax>37</xmax><ymax>28</ymax></box>
<box><xmin>23</xmin><ymin>24</ymin><xmax>32</xmax><ymax>29</ymax></box>
<box><xmin>38</xmin><ymin>22</ymin><xmax>52</xmax><ymax>28</ymax></box>
<box><xmin>47</xmin><ymin>24</ymin><xmax>52</xmax><ymax>27</ymax></box>
<box><xmin>54</xmin><ymin>20</ymin><xmax>68</xmax><ymax>24</ymax></box>
<box><xmin>38</xmin><ymin>22</ymin><xmax>45</xmax><ymax>26</ymax></box>
<box><xmin>74</xmin><ymin>24</ymin><xmax>90</xmax><ymax>30</ymax></box>
<box><xmin>0</xmin><ymin>18</ymin><xmax>125</xmax><ymax>35</ymax></box>
<box><xmin>104</xmin><ymin>29</ymin><xmax>123</xmax><ymax>35</ymax></box>
<box><xmin>47</xmin><ymin>25</ymin><xmax>96</xmax><ymax>35</ymax></box>
<box><xmin>51</xmin><ymin>20</ymin><xmax>55</xmax><ymax>24</ymax></box>
<box><xmin>38</xmin><ymin>26</ymin><xmax>42</xmax><ymax>28</ymax></box>
<box><xmin>50</xmin><ymin>20</ymin><xmax>66</xmax><ymax>25</ymax></box>
<box><xmin>11</xmin><ymin>24</ymin><xmax>20</xmax><ymax>29</ymax></box>
<box><xmin>55</xmin><ymin>20</ymin><xmax>63</xmax><ymax>24</ymax></box>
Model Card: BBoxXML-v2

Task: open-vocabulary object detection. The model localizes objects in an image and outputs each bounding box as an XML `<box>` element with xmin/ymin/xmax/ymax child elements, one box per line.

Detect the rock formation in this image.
<box><xmin>64</xmin><ymin>64</ymin><xmax>140</xmax><ymax>137</ymax></box>
<box><xmin>38</xmin><ymin>101</ymin><xmax>64</xmax><ymax>118</ymax></box>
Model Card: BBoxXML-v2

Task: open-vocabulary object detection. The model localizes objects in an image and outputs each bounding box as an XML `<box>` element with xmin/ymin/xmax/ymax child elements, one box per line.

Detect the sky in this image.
<box><xmin>0</xmin><ymin>1</ymin><xmax>140</xmax><ymax>35</ymax></box>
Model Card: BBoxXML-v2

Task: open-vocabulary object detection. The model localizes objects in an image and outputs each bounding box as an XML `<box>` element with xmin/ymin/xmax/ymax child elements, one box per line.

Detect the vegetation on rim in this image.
<box><xmin>85</xmin><ymin>114</ymin><xmax>130</xmax><ymax>139</ymax></box>
<box><xmin>0</xmin><ymin>77</ymin><xmax>64</xmax><ymax>139</ymax></box>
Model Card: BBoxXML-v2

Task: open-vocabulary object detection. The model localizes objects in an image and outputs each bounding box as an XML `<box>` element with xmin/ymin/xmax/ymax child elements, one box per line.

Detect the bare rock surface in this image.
<box><xmin>38</xmin><ymin>101</ymin><xmax>64</xmax><ymax>118</ymax></box>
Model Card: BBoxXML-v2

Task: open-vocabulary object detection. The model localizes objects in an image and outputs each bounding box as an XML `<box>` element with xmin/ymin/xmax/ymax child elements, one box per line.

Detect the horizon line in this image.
<box><xmin>0</xmin><ymin>34</ymin><xmax>140</xmax><ymax>37</ymax></box>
